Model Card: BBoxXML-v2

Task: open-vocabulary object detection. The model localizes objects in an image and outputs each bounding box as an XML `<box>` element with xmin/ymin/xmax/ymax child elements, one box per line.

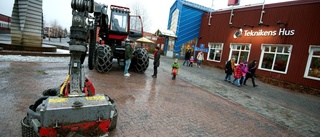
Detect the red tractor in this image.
<box><xmin>88</xmin><ymin>3</ymin><xmax>149</xmax><ymax>73</ymax></box>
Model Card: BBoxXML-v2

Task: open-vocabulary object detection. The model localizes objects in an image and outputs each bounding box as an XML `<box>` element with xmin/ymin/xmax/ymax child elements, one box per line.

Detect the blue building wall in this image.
<box><xmin>167</xmin><ymin>0</ymin><xmax>212</xmax><ymax>57</ymax></box>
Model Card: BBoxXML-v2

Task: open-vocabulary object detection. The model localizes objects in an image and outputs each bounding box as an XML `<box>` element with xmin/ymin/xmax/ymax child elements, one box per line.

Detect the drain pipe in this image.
<box><xmin>208</xmin><ymin>0</ymin><xmax>214</xmax><ymax>25</ymax></box>
<box><xmin>259</xmin><ymin>0</ymin><xmax>266</xmax><ymax>24</ymax></box>
<box><xmin>208</xmin><ymin>11</ymin><xmax>212</xmax><ymax>26</ymax></box>
<box><xmin>229</xmin><ymin>5</ymin><xmax>234</xmax><ymax>26</ymax></box>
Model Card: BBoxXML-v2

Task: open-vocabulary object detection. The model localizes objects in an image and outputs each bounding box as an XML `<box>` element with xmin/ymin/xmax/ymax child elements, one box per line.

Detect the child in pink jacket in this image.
<box><xmin>189</xmin><ymin>56</ymin><xmax>194</xmax><ymax>67</ymax></box>
<box><xmin>240</xmin><ymin>61</ymin><xmax>249</xmax><ymax>85</ymax></box>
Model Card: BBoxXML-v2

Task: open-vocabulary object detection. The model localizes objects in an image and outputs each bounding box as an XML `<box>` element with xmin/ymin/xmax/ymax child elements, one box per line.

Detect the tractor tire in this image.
<box><xmin>21</xmin><ymin>117</ymin><xmax>39</xmax><ymax>137</ymax></box>
<box><xmin>132</xmin><ymin>48</ymin><xmax>149</xmax><ymax>73</ymax></box>
<box><xmin>109</xmin><ymin>108</ymin><xmax>118</xmax><ymax>132</ymax></box>
<box><xmin>94</xmin><ymin>45</ymin><xmax>113</xmax><ymax>73</ymax></box>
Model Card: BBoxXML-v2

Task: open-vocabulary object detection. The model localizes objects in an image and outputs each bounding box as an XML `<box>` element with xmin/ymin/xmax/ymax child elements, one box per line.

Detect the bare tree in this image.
<box><xmin>129</xmin><ymin>0</ymin><xmax>151</xmax><ymax>32</ymax></box>
<box><xmin>64</xmin><ymin>28</ymin><xmax>68</xmax><ymax>37</ymax></box>
<box><xmin>47</xmin><ymin>20</ymin><xmax>67</xmax><ymax>38</ymax></box>
<box><xmin>50</xmin><ymin>20</ymin><xmax>59</xmax><ymax>37</ymax></box>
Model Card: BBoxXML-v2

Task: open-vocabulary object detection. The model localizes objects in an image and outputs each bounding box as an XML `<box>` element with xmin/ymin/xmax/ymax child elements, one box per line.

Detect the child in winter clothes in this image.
<box><xmin>233</xmin><ymin>63</ymin><xmax>243</xmax><ymax>87</ymax></box>
<box><xmin>172</xmin><ymin>59</ymin><xmax>180</xmax><ymax>80</ymax></box>
<box><xmin>189</xmin><ymin>56</ymin><xmax>194</xmax><ymax>67</ymax></box>
<box><xmin>240</xmin><ymin>61</ymin><xmax>249</xmax><ymax>85</ymax></box>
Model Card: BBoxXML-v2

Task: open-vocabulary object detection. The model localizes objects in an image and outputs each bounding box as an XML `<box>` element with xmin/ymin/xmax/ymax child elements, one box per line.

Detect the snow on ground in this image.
<box><xmin>0</xmin><ymin>55</ymin><xmax>70</xmax><ymax>63</ymax></box>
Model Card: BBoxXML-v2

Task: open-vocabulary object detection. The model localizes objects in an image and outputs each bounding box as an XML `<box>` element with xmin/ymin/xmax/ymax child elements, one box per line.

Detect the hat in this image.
<box><xmin>125</xmin><ymin>38</ymin><xmax>132</xmax><ymax>45</ymax></box>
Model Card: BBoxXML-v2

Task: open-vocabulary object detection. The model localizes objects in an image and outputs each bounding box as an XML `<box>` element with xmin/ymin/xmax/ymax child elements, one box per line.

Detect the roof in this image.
<box><xmin>155</xmin><ymin>29</ymin><xmax>177</xmax><ymax>38</ymax></box>
<box><xmin>180</xmin><ymin>0</ymin><xmax>213</xmax><ymax>12</ymax></box>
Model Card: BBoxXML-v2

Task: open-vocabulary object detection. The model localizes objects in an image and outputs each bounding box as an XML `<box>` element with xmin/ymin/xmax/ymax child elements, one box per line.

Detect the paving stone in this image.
<box><xmin>0</xmin><ymin>56</ymin><xmax>316</xmax><ymax>136</ymax></box>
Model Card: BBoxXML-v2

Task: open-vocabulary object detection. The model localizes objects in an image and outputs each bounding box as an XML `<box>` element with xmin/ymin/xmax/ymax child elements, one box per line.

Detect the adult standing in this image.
<box><xmin>124</xmin><ymin>38</ymin><xmax>133</xmax><ymax>77</ymax></box>
<box><xmin>152</xmin><ymin>46</ymin><xmax>161</xmax><ymax>78</ymax></box>
<box><xmin>224</xmin><ymin>58</ymin><xmax>235</xmax><ymax>82</ymax></box>
<box><xmin>244</xmin><ymin>60</ymin><xmax>258</xmax><ymax>87</ymax></box>
<box><xmin>183</xmin><ymin>49</ymin><xmax>191</xmax><ymax>66</ymax></box>
<box><xmin>196</xmin><ymin>51</ymin><xmax>204</xmax><ymax>68</ymax></box>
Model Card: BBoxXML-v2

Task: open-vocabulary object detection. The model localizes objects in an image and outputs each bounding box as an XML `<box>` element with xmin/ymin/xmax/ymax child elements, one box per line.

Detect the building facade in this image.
<box><xmin>0</xmin><ymin>14</ymin><xmax>11</xmax><ymax>34</ymax></box>
<box><xmin>198</xmin><ymin>0</ymin><xmax>320</xmax><ymax>94</ymax></box>
<box><xmin>140</xmin><ymin>32</ymin><xmax>158</xmax><ymax>50</ymax></box>
<box><xmin>11</xmin><ymin>0</ymin><xmax>43</xmax><ymax>47</ymax></box>
<box><xmin>167</xmin><ymin>0</ymin><xmax>212</xmax><ymax>58</ymax></box>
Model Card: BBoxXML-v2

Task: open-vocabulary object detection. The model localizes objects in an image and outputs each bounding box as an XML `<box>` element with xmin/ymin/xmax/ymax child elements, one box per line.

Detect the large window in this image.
<box><xmin>207</xmin><ymin>43</ymin><xmax>223</xmax><ymax>62</ymax></box>
<box><xmin>180</xmin><ymin>38</ymin><xmax>196</xmax><ymax>56</ymax></box>
<box><xmin>259</xmin><ymin>44</ymin><xmax>292</xmax><ymax>74</ymax></box>
<box><xmin>111</xmin><ymin>12</ymin><xmax>128</xmax><ymax>32</ymax></box>
<box><xmin>304</xmin><ymin>46</ymin><xmax>320</xmax><ymax>80</ymax></box>
<box><xmin>229</xmin><ymin>44</ymin><xmax>250</xmax><ymax>64</ymax></box>
<box><xmin>168</xmin><ymin>38</ymin><xmax>175</xmax><ymax>51</ymax></box>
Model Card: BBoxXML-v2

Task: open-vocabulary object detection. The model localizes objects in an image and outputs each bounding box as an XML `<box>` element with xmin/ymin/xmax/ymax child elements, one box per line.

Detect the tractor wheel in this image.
<box><xmin>109</xmin><ymin>108</ymin><xmax>118</xmax><ymax>132</ymax></box>
<box><xmin>94</xmin><ymin>45</ymin><xmax>113</xmax><ymax>73</ymax></box>
<box><xmin>132</xmin><ymin>48</ymin><xmax>149</xmax><ymax>73</ymax></box>
<box><xmin>21</xmin><ymin>117</ymin><xmax>38</xmax><ymax>137</ymax></box>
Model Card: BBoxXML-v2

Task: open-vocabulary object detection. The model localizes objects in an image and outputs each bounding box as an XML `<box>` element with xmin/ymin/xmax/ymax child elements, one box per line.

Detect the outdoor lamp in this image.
<box><xmin>277</xmin><ymin>20</ymin><xmax>287</xmax><ymax>27</ymax></box>
<box><xmin>244</xmin><ymin>24</ymin><xmax>254</xmax><ymax>28</ymax></box>
<box><xmin>258</xmin><ymin>22</ymin><xmax>269</xmax><ymax>27</ymax></box>
<box><xmin>230</xmin><ymin>24</ymin><xmax>241</xmax><ymax>29</ymax></box>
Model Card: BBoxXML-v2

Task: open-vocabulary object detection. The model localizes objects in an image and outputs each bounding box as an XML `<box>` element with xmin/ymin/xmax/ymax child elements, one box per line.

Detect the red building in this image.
<box><xmin>141</xmin><ymin>31</ymin><xmax>166</xmax><ymax>55</ymax></box>
<box><xmin>199</xmin><ymin>0</ymin><xmax>320</xmax><ymax>94</ymax></box>
<box><xmin>0</xmin><ymin>14</ymin><xmax>11</xmax><ymax>33</ymax></box>
<box><xmin>141</xmin><ymin>32</ymin><xmax>157</xmax><ymax>50</ymax></box>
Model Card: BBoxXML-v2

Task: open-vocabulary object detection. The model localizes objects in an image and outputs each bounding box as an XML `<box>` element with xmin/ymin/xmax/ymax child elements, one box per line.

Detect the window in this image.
<box><xmin>111</xmin><ymin>12</ymin><xmax>128</xmax><ymax>32</ymax></box>
<box><xmin>180</xmin><ymin>38</ymin><xmax>196</xmax><ymax>56</ymax></box>
<box><xmin>304</xmin><ymin>46</ymin><xmax>320</xmax><ymax>80</ymax></box>
<box><xmin>168</xmin><ymin>38</ymin><xmax>175</xmax><ymax>51</ymax></box>
<box><xmin>152</xmin><ymin>37</ymin><xmax>157</xmax><ymax>40</ymax></box>
<box><xmin>207</xmin><ymin>43</ymin><xmax>223</xmax><ymax>62</ymax></box>
<box><xmin>259</xmin><ymin>44</ymin><xmax>292</xmax><ymax>74</ymax></box>
<box><xmin>229</xmin><ymin>43</ymin><xmax>250</xmax><ymax>64</ymax></box>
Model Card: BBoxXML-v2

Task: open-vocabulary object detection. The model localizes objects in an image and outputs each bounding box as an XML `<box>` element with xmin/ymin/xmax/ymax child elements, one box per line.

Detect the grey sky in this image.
<box><xmin>0</xmin><ymin>0</ymin><xmax>294</xmax><ymax>33</ymax></box>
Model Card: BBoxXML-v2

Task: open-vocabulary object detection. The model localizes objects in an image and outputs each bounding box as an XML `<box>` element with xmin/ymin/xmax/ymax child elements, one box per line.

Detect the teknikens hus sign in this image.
<box><xmin>243</xmin><ymin>28</ymin><xmax>295</xmax><ymax>36</ymax></box>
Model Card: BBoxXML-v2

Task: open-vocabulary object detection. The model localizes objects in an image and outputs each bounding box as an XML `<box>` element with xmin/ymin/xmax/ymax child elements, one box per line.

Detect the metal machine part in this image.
<box><xmin>21</xmin><ymin>0</ymin><xmax>118</xmax><ymax>136</ymax></box>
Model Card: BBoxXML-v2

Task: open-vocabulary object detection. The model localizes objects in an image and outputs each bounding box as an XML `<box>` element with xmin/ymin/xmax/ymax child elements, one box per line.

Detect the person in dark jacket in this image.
<box><xmin>244</xmin><ymin>60</ymin><xmax>258</xmax><ymax>87</ymax></box>
<box><xmin>183</xmin><ymin>49</ymin><xmax>191</xmax><ymax>66</ymax></box>
<box><xmin>124</xmin><ymin>38</ymin><xmax>133</xmax><ymax>76</ymax></box>
<box><xmin>152</xmin><ymin>46</ymin><xmax>161</xmax><ymax>78</ymax></box>
<box><xmin>224</xmin><ymin>58</ymin><xmax>235</xmax><ymax>82</ymax></box>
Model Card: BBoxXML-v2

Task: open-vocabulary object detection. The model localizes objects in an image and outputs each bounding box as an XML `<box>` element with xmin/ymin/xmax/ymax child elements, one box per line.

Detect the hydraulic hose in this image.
<box><xmin>60</xmin><ymin>75</ymin><xmax>70</xmax><ymax>96</ymax></box>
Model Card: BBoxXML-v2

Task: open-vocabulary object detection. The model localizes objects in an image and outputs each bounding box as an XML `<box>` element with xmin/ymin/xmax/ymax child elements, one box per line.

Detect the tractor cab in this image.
<box><xmin>109</xmin><ymin>5</ymin><xmax>130</xmax><ymax>41</ymax></box>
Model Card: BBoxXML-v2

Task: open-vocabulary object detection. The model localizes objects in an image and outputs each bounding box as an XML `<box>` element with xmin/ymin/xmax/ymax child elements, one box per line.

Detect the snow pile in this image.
<box><xmin>0</xmin><ymin>55</ymin><xmax>69</xmax><ymax>63</ymax></box>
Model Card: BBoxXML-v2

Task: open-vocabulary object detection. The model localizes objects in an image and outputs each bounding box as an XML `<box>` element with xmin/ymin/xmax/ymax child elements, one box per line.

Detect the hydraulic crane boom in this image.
<box><xmin>68</xmin><ymin>0</ymin><xmax>94</xmax><ymax>96</ymax></box>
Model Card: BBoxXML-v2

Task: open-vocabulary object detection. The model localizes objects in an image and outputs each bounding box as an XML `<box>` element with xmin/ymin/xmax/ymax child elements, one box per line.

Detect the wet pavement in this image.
<box><xmin>0</xmin><ymin>54</ymin><xmax>319</xmax><ymax>137</ymax></box>
<box><xmin>0</xmin><ymin>36</ymin><xmax>319</xmax><ymax>136</ymax></box>
<box><xmin>159</xmin><ymin>57</ymin><xmax>320</xmax><ymax>137</ymax></box>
